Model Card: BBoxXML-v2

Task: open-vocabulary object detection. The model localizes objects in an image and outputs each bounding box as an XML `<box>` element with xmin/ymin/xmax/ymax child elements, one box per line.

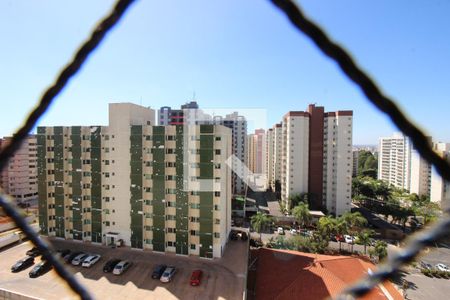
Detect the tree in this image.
<box><xmin>342</xmin><ymin>212</ymin><xmax>367</xmax><ymax>252</ymax></box>
<box><xmin>250</xmin><ymin>211</ymin><xmax>273</xmax><ymax>240</ymax></box>
<box><xmin>356</xmin><ymin>229</ymin><xmax>374</xmax><ymax>254</ymax></box>
<box><xmin>369</xmin><ymin>240</ymin><xmax>388</xmax><ymax>261</ymax></box>
<box><xmin>318</xmin><ymin>215</ymin><xmax>337</xmax><ymax>237</ymax></box>
<box><xmin>334</xmin><ymin>216</ymin><xmax>348</xmax><ymax>252</ymax></box>
<box><xmin>292</xmin><ymin>202</ymin><xmax>312</xmax><ymax>231</ymax></box>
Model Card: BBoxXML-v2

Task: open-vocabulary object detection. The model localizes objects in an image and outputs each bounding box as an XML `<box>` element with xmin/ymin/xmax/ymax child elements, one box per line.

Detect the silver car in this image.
<box><xmin>71</xmin><ymin>253</ymin><xmax>88</xmax><ymax>266</ymax></box>
<box><xmin>113</xmin><ymin>260</ymin><xmax>131</xmax><ymax>275</ymax></box>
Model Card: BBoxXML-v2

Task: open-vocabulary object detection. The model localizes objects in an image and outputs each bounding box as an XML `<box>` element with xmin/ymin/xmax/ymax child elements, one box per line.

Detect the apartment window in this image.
<box><xmin>166</xmin><ymin>188</ymin><xmax>176</xmax><ymax>194</ymax></box>
<box><xmin>191</xmin><ymin>191</ymin><xmax>200</xmax><ymax>196</ymax></box>
<box><xmin>145</xmin><ymin>200</ymin><xmax>152</xmax><ymax>205</ymax></box>
<box><xmin>166</xmin><ymin>201</ymin><xmax>176</xmax><ymax>207</ymax></box>
<box><xmin>214</xmin><ymin>205</ymin><xmax>220</xmax><ymax>211</ymax></box>
<box><xmin>47</xmin><ymin>170</ymin><xmax>55</xmax><ymax>175</ymax></box>
<box><xmin>214</xmin><ymin>232</ymin><xmax>220</xmax><ymax>238</ymax></box>
<box><xmin>83</xmin><ymin>195</ymin><xmax>91</xmax><ymax>201</ymax></box>
<box><xmin>145</xmin><ymin>161</ymin><xmax>153</xmax><ymax>167</ymax></box>
<box><xmin>190</xmin><ymin>203</ymin><xmax>200</xmax><ymax>209</ymax></box>
<box><xmin>190</xmin><ymin>230</ymin><xmax>199</xmax><ymax>236</ymax></box>
<box><xmin>214</xmin><ymin>163</ymin><xmax>221</xmax><ymax>169</ymax></box>
<box><xmin>83</xmin><ymin>219</ymin><xmax>91</xmax><ymax>225</ymax></box>
<box><xmin>166</xmin><ymin>162</ymin><xmax>175</xmax><ymax>167</ymax></box>
<box><xmin>167</xmin><ymin>241</ymin><xmax>175</xmax><ymax>247</ymax></box>
<box><xmin>144</xmin><ymin>174</ymin><xmax>152</xmax><ymax>180</ymax></box>
<box><xmin>166</xmin><ymin>215</ymin><xmax>176</xmax><ymax>220</ymax></box>
<box><xmin>215</xmin><ymin>149</ymin><xmax>221</xmax><ymax>155</ymax></box>
<box><xmin>104</xmin><ymin>197</ymin><xmax>110</xmax><ymax>202</ymax></box>
<box><xmin>83</xmin><ymin>171</ymin><xmax>91</xmax><ymax>177</ymax></box>
<box><xmin>166</xmin><ymin>135</ymin><xmax>175</xmax><ymax>141</ymax></box>
<box><xmin>215</xmin><ymin>136</ymin><xmax>221</xmax><ymax>141</ymax></box>
<box><xmin>190</xmin><ymin>216</ymin><xmax>200</xmax><ymax>223</ymax></box>
<box><xmin>145</xmin><ymin>135</ymin><xmax>152</xmax><ymax>140</ymax></box>
<box><xmin>167</xmin><ymin>228</ymin><xmax>176</xmax><ymax>233</ymax></box>
<box><xmin>104</xmin><ymin>160</ymin><xmax>110</xmax><ymax>165</ymax></box>
<box><xmin>104</xmin><ymin>135</ymin><xmax>109</xmax><ymax>140</ymax></box>
<box><xmin>166</xmin><ymin>148</ymin><xmax>175</xmax><ymax>154</ymax></box>
<box><xmin>145</xmin><ymin>226</ymin><xmax>153</xmax><ymax>231</ymax></box>
<box><xmin>166</xmin><ymin>175</ymin><xmax>175</xmax><ymax>181</ymax></box>
<box><xmin>190</xmin><ymin>244</ymin><xmax>196</xmax><ymax>250</ymax></box>
<box><xmin>145</xmin><ymin>187</ymin><xmax>152</xmax><ymax>193</ymax></box>
<box><xmin>82</xmin><ymin>159</ymin><xmax>91</xmax><ymax>165</ymax></box>
<box><xmin>145</xmin><ymin>239</ymin><xmax>152</xmax><ymax>244</ymax></box>
<box><xmin>214</xmin><ymin>191</ymin><xmax>221</xmax><ymax>197</ymax></box>
<box><xmin>145</xmin><ymin>213</ymin><xmax>152</xmax><ymax>218</ymax></box>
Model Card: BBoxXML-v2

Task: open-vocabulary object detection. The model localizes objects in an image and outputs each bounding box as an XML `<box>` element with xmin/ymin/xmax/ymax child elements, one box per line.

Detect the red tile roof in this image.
<box><xmin>255</xmin><ymin>248</ymin><xmax>403</xmax><ymax>300</ymax></box>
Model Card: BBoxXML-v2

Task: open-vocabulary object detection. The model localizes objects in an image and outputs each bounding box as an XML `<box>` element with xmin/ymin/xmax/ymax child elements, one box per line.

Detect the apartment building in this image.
<box><xmin>378</xmin><ymin>133</ymin><xmax>431</xmax><ymax>196</ymax></box>
<box><xmin>276</xmin><ymin>105</ymin><xmax>352</xmax><ymax>216</ymax></box>
<box><xmin>247</xmin><ymin>129</ymin><xmax>266</xmax><ymax>174</ymax></box>
<box><xmin>352</xmin><ymin>150</ymin><xmax>360</xmax><ymax>177</ymax></box>
<box><xmin>37</xmin><ymin>103</ymin><xmax>231</xmax><ymax>258</ymax></box>
<box><xmin>430</xmin><ymin>142</ymin><xmax>450</xmax><ymax>209</ymax></box>
<box><xmin>211</xmin><ymin>112</ymin><xmax>247</xmax><ymax>195</ymax></box>
<box><xmin>0</xmin><ymin>135</ymin><xmax>38</xmax><ymax>203</ymax></box>
<box><xmin>157</xmin><ymin>101</ymin><xmax>200</xmax><ymax>125</ymax></box>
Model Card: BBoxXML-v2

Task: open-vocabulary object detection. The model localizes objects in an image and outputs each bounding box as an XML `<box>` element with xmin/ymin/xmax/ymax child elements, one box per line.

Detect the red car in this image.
<box><xmin>190</xmin><ymin>270</ymin><xmax>203</xmax><ymax>286</ymax></box>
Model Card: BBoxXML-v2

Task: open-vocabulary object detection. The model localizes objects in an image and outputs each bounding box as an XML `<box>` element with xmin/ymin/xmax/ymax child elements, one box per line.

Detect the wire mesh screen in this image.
<box><xmin>0</xmin><ymin>0</ymin><xmax>449</xmax><ymax>299</ymax></box>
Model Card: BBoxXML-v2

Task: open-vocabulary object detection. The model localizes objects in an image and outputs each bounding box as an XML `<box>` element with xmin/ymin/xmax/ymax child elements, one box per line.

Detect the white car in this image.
<box><xmin>71</xmin><ymin>253</ymin><xmax>89</xmax><ymax>266</ymax></box>
<box><xmin>82</xmin><ymin>254</ymin><xmax>101</xmax><ymax>268</ymax></box>
<box><xmin>113</xmin><ymin>260</ymin><xmax>131</xmax><ymax>275</ymax></box>
<box><xmin>436</xmin><ymin>263</ymin><xmax>450</xmax><ymax>272</ymax></box>
<box><xmin>344</xmin><ymin>235</ymin><xmax>355</xmax><ymax>244</ymax></box>
<box><xmin>277</xmin><ymin>227</ymin><xmax>285</xmax><ymax>235</ymax></box>
<box><xmin>290</xmin><ymin>229</ymin><xmax>298</xmax><ymax>235</ymax></box>
<box><xmin>160</xmin><ymin>266</ymin><xmax>176</xmax><ymax>283</ymax></box>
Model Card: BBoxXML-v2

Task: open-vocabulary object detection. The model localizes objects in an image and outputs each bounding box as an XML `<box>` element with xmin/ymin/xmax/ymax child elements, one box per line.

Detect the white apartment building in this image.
<box><xmin>378</xmin><ymin>133</ymin><xmax>431</xmax><ymax>197</ymax></box>
<box><xmin>273</xmin><ymin>105</ymin><xmax>352</xmax><ymax>216</ymax></box>
<box><xmin>266</xmin><ymin>124</ymin><xmax>283</xmax><ymax>190</ymax></box>
<box><xmin>37</xmin><ymin>103</ymin><xmax>231</xmax><ymax>258</ymax></box>
<box><xmin>0</xmin><ymin>135</ymin><xmax>38</xmax><ymax>203</ymax></box>
<box><xmin>430</xmin><ymin>142</ymin><xmax>450</xmax><ymax>209</ymax></box>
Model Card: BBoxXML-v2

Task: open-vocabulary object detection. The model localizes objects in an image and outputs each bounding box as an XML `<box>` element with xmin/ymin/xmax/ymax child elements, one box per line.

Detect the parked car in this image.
<box><xmin>26</xmin><ymin>246</ymin><xmax>41</xmax><ymax>257</ymax></box>
<box><xmin>57</xmin><ymin>249</ymin><xmax>71</xmax><ymax>257</ymax></box>
<box><xmin>113</xmin><ymin>260</ymin><xmax>132</xmax><ymax>275</ymax></box>
<box><xmin>103</xmin><ymin>259</ymin><xmax>122</xmax><ymax>273</ymax></box>
<box><xmin>71</xmin><ymin>253</ymin><xmax>89</xmax><ymax>266</ymax></box>
<box><xmin>344</xmin><ymin>235</ymin><xmax>355</xmax><ymax>244</ymax></box>
<box><xmin>11</xmin><ymin>256</ymin><xmax>34</xmax><ymax>272</ymax></box>
<box><xmin>249</xmin><ymin>239</ymin><xmax>263</xmax><ymax>248</ymax></box>
<box><xmin>64</xmin><ymin>251</ymin><xmax>83</xmax><ymax>263</ymax></box>
<box><xmin>82</xmin><ymin>254</ymin><xmax>101</xmax><ymax>268</ymax></box>
<box><xmin>436</xmin><ymin>263</ymin><xmax>450</xmax><ymax>272</ymax></box>
<box><xmin>420</xmin><ymin>261</ymin><xmax>433</xmax><ymax>270</ymax></box>
<box><xmin>29</xmin><ymin>260</ymin><xmax>52</xmax><ymax>278</ymax></box>
<box><xmin>229</xmin><ymin>230</ymin><xmax>238</xmax><ymax>241</ymax></box>
<box><xmin>152</xmin><ymin>264</ymin><xmax>167</xmax><ymax>279</ymax></box>
<box><xmin>290</xmin><ymin>229</ymin><xmax>298</xmax><ymax>235</ymax></box>
<box><xmin>160</xmin><ymin>266</ymin><xmax>176</xmax><ymax>283</ymax></box>
<box><xmin>240</xmin><ymin>232</ymin><xmax>248</xmax><ymax>241</ymax></box>
<box><xmin>335</xmin><ymin>235</ymin><xmax>345</xmax><ymax>242</ymax></box>
<box><xmin>277</xmin><ymin>227</ymin><xmax>285</xmax><ymax>235</ymax></box>
<box><xmin>190</xmin><ymin>270</ymin><xmax>203</xmax><ymax>286</ymax></box>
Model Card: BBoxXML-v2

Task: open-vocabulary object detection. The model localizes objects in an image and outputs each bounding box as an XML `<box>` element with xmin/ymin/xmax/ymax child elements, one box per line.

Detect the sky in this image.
<box><xmin>1</xmin><ymin>0</ymin><xmax>449</xmax><ymax>145</ymax></box>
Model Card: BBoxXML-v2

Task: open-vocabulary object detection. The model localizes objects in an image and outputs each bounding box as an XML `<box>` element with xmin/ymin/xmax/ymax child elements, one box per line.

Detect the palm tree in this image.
<box><xmin>335</xmin><ymin>216</ymin><xmax>348</xmax><ymax>252</ymax></box>
<box><xmin>369</xmin><ymin>240</ymin><xmax>388</xmax><ymax>262</ymax></box>
<box><xmin>318</xmin><ymin>215</ymin><xmax>337</xmax><ymax>237</ymax></box>
<box><xmin>292</xmin><ymin>202</ymin><xmax>312</xmax><ymax>231</ymax></box>
<box><xmin>342</xmin><ymin>212</ymin><xmax>367</xmax><ymax>252</ymax></box>
<box><xmin>356</xmin><ymin>229</ymin><xmax>374</xmax><ymax>254</ymax></box>
<box><xmin>250</xmin><ymin>211</ymin><xmax>272</xmax><ymax>240</ymax></box>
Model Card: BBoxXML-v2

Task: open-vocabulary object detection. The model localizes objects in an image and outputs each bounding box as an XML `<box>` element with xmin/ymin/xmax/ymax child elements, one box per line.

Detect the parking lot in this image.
<box><xmin>0</xmin><ymin>238</ymin><xmax>248</xmax><ymax>300</ymax></box>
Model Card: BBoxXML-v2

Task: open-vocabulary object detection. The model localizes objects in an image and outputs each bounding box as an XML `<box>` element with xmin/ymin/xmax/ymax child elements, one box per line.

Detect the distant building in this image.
<box><xmin>266</xmin><ymin>123</ymin><xmax>283</xmax><ymax>191</ymax></box>
<box><xmin>37</xmin><ymin>103</ymin><xmax>231</xmax><ymax>258</ymax></box>
<box><xmin>378</xmin><ymin>133</ymin><xmax>431</xmax><ymax>196</ymax></box>
<box><xmin>273</xmin><ymin>104</ymin><xmax>352</xmax><ymax>216</ymax></box>
<box><xmin>430</xmin><ymin>142</ymin><xmax>450</xmax><ymax>209</ymax></box>
<box><xmin>157</xmin><ymin>101</ymin><xmax>199</xmax><ymax>125</ymax></box>
<box><xmin>247</xmin><ymin>129</ymin><xmax>266</xmax><ymax>175</ymax></box>
<box><xmin>0</xmin><ymin>135</ymin><xmax>38</xmax><ymax>203</ymax></box>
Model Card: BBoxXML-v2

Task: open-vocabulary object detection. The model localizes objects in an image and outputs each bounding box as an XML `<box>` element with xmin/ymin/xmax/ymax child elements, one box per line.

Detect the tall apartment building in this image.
<box><xmin>378</xmin><ymin>133</ymin><xmax>431</xmax><ymax>196</ymax></box>
<box><xmin>37</xmin><ymin>103</ymin><xmax>231</xmax><ymax>258</ymax></box>
<box><xmin>0</xmin><ymin>135</ymin><xmax>38</xmax><ymax>203</ymax></box>
<box><xmin>247</xmin><ymin>129</ymin><xmax>266</xmax><ymax>175</ymax></box>
<box><xmin>276</xmin><ymin>105</ymin><xmax>352</xmax><ymax>216</ymax></box>
<box><xmin>157</xmin><ymin>101</ymin><xmax>199</xmax><ymax>125</ymax></box>
<box><xmin>430</xmin><ymin>142</ymin><xmax>450</xmax><ymax>209</ymax></box>
<box><xmin>352</xmin><ymin>149</ymin><xmax>360</xmax><ymax>177</ymax></box>
<box><xmin>211</xmin><ymin>112</ymin><xmax>247</xmax><ymax>195</ymax></box>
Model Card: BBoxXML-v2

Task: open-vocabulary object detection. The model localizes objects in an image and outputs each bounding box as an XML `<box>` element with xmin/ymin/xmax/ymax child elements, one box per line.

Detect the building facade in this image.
<box><xmin>0</xmin><ymin>135</ymin><xmax>38</xmax><ymax>203</ymax></box>
<box><xmin>430</xmin><ymin>142</ymin><xmax>450</xmax><ymax>209</ymax></box>
<box><xmin>37</xmin><ymin>103</ymin><xmax>231</xmax><ymax>258</ymax></box>
<box><xmin>378</xmin><ymin>133</ymin><xmax>431</xmax><ymax>197</ymax></box>
<box><xmin>276</xmin><ymin>105</ymin><xmax>352</xmax><ymax>216</ymax></box>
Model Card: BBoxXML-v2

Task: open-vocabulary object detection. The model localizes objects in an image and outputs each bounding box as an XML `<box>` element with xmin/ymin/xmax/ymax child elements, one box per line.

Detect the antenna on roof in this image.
<box><xmin>192</xmin><ymin>91</ymin><xmax>196</xmax><ymax>101</ymax></box>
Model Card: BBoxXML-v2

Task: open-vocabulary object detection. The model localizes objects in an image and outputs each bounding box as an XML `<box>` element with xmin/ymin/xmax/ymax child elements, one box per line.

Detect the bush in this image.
<box><xmin>421</xmin><ymin>269</ymin><xmax>432</xmax><ymax>277</ymax></box>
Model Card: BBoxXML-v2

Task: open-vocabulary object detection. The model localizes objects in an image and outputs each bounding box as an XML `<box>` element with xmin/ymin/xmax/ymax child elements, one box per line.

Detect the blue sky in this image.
<box><xmin>1</xmin><ymin>0</ymin><xmax>449</xmax><ymax>145</ymax></box>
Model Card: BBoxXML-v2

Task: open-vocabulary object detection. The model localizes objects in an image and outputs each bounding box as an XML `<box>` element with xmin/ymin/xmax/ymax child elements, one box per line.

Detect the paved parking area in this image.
<box><xmin>0</xmin><ymin>238</ymin><xmax>248</xmax><ymax>300</ymax></box>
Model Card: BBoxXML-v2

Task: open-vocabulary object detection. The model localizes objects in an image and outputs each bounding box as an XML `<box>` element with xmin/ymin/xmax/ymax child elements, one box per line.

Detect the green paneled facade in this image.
<box><xmin>53</xmin><ymin>127</ymin><xmax>65</xmax><ymax>238</ymax></box>
<box><xmin>37</xmin><ymin>127</ymin><xmax>48</xmax><ymax>235</ymax></box>
<box><xmin>90</xmin><ymin>127</ymin><xmax>102</xmax><ymax>243</ymax></box>
<box><xmin>199</xmin><ymin>125</ymin><xmax>214</xmax><ymax>258</ymax></box>
<box><xmin>152</xmin><ymin>126</ymin><xmax>166</xmax><ymax>252</ymax></box>
<box><xmin>175</xmin><ymin>125</ymin><xmax>189</xmax><ymax>255</ymax></box>
<box><xmin>71</xmin><ymin>127</ymin><xmax>82</xmax><ymax>240</ymax></box>
<box><xmin>130</xmin><ymin>125</ymin><xmax>143</xmax><ymax>249</ymax></box>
